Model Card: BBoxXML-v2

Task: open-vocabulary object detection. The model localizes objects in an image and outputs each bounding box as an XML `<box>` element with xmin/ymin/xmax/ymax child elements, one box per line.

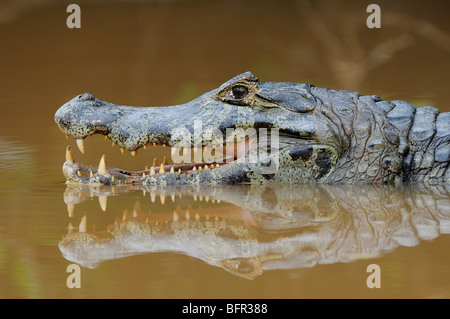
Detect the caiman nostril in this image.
<box><xmin>78</xmin><ymin>93</ymin><xmax>96</xmax><ymax>101</ymax></box>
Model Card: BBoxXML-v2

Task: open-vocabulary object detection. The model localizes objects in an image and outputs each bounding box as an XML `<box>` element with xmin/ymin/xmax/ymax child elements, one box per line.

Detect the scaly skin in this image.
<box><xmin>54</xmin><ymin>72</ymin><xmax>450</xmax><ymax>185</ymax></box>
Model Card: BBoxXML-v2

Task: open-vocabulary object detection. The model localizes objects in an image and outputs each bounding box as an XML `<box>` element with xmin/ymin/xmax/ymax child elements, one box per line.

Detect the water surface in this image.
<box><xmin>0</xmin><ymin>0</ymin><xmax>449</xmax><ymax>298</ymax></box>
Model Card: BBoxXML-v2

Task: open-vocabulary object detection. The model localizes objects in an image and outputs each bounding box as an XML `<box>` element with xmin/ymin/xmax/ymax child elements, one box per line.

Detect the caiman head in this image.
<box><xmin>55</xmin><ymin>71</ymin><xmax>414</xmax><ymax>185</ymax></box>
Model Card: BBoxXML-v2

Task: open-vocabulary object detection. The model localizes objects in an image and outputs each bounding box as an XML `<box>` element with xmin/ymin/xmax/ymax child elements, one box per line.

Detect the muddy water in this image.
<box><xmin>0</xmin><ymin>0</ymin><xmax>449</xmax><ymax>299</ymax></box>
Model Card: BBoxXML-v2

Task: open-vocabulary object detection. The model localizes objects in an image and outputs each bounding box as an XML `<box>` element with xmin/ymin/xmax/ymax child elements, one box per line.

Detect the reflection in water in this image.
<box><xmin>0</xmin><ymin>137</ymin><xmax>35</xmax><ymax>190</ymax></box>
<box><xmin>0</xmin><ymin>137</ymin><xmax>32</xmax><ymax>171</ymax></box>
<box><xmin>59</xmin><ymin>184</ymin><xmax>450</xmax><ymax>279</ymax></box>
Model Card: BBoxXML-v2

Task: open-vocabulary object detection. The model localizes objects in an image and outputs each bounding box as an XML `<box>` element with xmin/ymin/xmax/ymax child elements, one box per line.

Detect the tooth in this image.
<box><xmin>216</xmin><ymin>164</ymin><xmax>220</xmax><ymax>168</ymax></box>
<box><xmin>150</xmin><ymin>167</ymin><xmax>156</xmax><ymax>176</ymax></box>
<box><xmin>198</xmin><ymin>166</ymin><xmax>203</xmax><ymax>171</ymax></box>
<box><xmin>67</xmin><ymin>223</ymin><xmax>74</xmax><ymax>234</ymax></box>
<box><xmin>122</xmin><ymin>209</ymin><xmax>128</xmax><ymax>221</ymax></box>
<box><xmin>131</xmin><ymin>150</ymin><xmax>138</xmax><ymax>157</ymax></box>
<box><xmin>143</xmin><ymin>145</ymin><xmax>147</xmax><ymax>150</ymax></box>
<box><xmin>67</xmin><ymin>204</ymin><xmax>75</xmax><ymax>217</ymax></box>
<box><xmin>120</xmin><ymin>147</ymin><xmax>125</xmax><ymax>156</ymax></box>
<box><xmin>142</xmin><ymin>173</ymin><xmax>146</xmax><ymax>178</ymax></box>
<box><xmin>173</xmin><ymin>211</ymin><xmax>179</xmax><ymax>222</ymax></box>
<box><xmin>185</xmin><ymin>210</ymin><xmax>190</xmax><ymax>220</ymax></box>
<box><xmin>162</xmin><ymin>144</ymin><xmax>166</xmax><ymax>148</ymax></box>
<box><xmin>163</xmin><ymin>156</ymin><xmax>169</xmax><ymax>165</ymax></box>
<box><xmin>79</xmin><ymin>215</ymin><xmax>87</xmax><ymax>233</ymax></box>
<box><xmin>111</xmin><ymin>175</ymin><xmax>115</xmax><ymax>182</ymax></box>
<box><xmin>160</xmin><ymin>194</ymin><xmax>165</xmax><ymax>205</ymax></box>
<box><xmin>150</xmin><ymin>192</ymin><xmax>156</xmax><ymax>203</ymax></box>
<box><xmin>77</xmin><ymin>170</ymin><xmax>82</xmax><ymax>177</ymax></box>
<box><xmin>192</xmin><ymin>166</ymin><xmax>197</xmax><ymax>172</ymax></box>
<box><xmin>178</xmin><ymin>169</ymin><xmax>181</xmax><ymax>174</ymax></box>
<box><xmin>159</xmin><ymin>164</ymin><xmax>165</xmax><ymax>174</ymax></box>
<box><xmin>171</xmin><ymin>193</ymin><xmax>175</xmax><ymax>202</ymax></box>
<box><xmin>210</xmin><ymin>164</ymin><xmax>215</xmax><ymax>169</ymax></box>
<box><xmin>104</xmin><ymin>136</ymin><xmax>108</xmax><ymax>142</ymax></box>
<box><xmin>99</xmin><ymin>196</ymin><xmax>107</xmax><ymax>212</ymax></box>
<box><xmin>145</xmin><ymin>165</ymin><xmax>149</xmax><ymax>170</ymax></box>
<box><xmin>205</xmin><ymin>196</ymin><xmax>209</xmax><ymax>202</ymax></box>
<box><xmin>89</xmin><ymin>170</ymin><xmax>93</xmax><ymax>177</ymax></box>
<box><xmin>204</xmin><ymin>165</ymin><xmax>209</xmax><ymax>170</ymax></box>
<box><xmin>98</xmin><ymin>155</ymin><xmax>107</xmax><ymax>175</ymax></box>
<box><xmin>66</xmin><ymin>146</ymin><xmax>74</xmax><ymax>163</ymax></box>
<box><xmin>170</xmin><ymin>166</ymin><xmax>174</xmax><ymax>174</ymax></box>
<box><xmin>66</xmin><ymin>135</ymin><xmax>70</xmax><ymax>141</ymax></box>
<box><xmin>153</xmin><ymin>158</ymin><xmax>158</xmax><ymax>167</ymax></box>
<box><xmin>112</xmin><ymin>142</ymin><xmax>116</xmax><ymax>148</ymax></box>
<box><xmin>195</xmin><ymin>213</ymin><xmax>200</xmax><ymax>221</ymax></box>
<box><xmin>76</xmin><ymin>139</ymin><xmax>85</xmax><ymax>154</ymax></box>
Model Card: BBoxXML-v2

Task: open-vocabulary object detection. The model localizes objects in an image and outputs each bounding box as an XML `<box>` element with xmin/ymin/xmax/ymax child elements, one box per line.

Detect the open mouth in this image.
<box><xmin>62</xmin><ymin>132</ymin><xmax>259</xmax><ymax>185</ymax></box>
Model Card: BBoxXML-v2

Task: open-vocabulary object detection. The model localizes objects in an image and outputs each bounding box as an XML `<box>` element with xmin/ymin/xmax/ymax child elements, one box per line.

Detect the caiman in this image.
<box><xmin>54</xmin><ymin>72</ymin><xmax>450</xmax><ymax>185</ymax></box>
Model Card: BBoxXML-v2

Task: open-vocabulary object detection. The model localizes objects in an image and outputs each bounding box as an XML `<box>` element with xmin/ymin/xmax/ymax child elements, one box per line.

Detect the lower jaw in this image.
<box><xmin>62</xmin><ymin>134</ymin><xmax>260</xmax><ymax>185</ymax></box>
<box><xmin>62</xmin><ymin>146</ymin><xmax>244</xmax><ymax>186</ymax></box>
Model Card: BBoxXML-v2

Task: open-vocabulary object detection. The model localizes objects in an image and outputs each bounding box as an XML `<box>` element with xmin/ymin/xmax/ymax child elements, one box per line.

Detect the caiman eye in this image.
<box><xmin>231</xmin><ymin>85</ymin><xmax>248</xmax><ymax>99</ymax></box>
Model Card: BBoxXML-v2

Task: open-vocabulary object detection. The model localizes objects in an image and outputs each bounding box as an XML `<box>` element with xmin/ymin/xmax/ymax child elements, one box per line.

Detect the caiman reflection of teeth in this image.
<box><xmin>64</xmin><ymin>185</ymin><xmax>221</xmax><ymax>217</ymax></box>
<box><xmin>64</xmin><ymin>200</ymin><xmax>235</xmax><ymax>237</ymax></box>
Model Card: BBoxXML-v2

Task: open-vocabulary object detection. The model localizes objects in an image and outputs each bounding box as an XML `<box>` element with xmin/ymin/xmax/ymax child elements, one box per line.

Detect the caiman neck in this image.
<box><xmin>394</xmin><ymin>105</ymin><xmax>450</xmax><ymax>183</ymax></box>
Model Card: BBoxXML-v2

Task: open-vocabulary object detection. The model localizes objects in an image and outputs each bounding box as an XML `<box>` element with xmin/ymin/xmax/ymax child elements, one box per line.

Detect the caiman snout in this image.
<box><xmin>54</xmin><ymin>92</ymin><xmax>123</xmax><ymax>146</ymax></box>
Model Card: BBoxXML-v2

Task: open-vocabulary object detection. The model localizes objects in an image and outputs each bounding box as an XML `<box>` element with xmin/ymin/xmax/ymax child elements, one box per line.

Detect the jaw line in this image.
<box><xmin>61</xmin><ymin>132</ymin><xmax>258</xmax><ymax>185</ymax></box>
<box><xmin>61</xmin><ymin>126</ymin><xmax>333</xmax><ymax>185</ymax></box>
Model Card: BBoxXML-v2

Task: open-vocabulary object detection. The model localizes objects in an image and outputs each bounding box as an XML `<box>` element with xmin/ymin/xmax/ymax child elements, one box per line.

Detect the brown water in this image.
<box><xmin>0</xmin><ymin>0</ymin><xmax>449</xmax><ymax>299</ymax></box>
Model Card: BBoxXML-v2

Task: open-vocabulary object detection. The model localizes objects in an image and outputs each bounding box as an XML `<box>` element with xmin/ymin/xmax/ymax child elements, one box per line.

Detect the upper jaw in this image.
<box><xmin>57</xmin><ymin>98</ymin><xmax>260</xmax><ymax>185</ymax></box>
<box><xmin>54</xmin><ymin>94</ymin><xmax>177</xmax><ymax>151</ymax></box>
